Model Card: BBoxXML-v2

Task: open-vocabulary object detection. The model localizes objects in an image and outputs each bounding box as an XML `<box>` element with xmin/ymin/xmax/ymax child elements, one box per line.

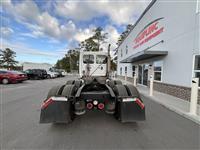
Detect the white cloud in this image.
<box><xmin>101</xmin><ymin>25</ymin><xmax>120</xmax><ymax>56</ymax></box>
<box><xmin>0</xmin><ymin>38</ymin><xmax>61</xmax><ymax>57</ymax></box>
<box><xmin>2</xmin><ymin>0</ymin><xmax>76</xmax><ymax>41</ymax></box>
<box><xmin>55</xmin><ymin>0</ymin><xmax>149</xmax><ymax>25</ymax></box>
<box><xmin>74</xmin><ymin>27</ymin><xmax>95</xmax><ymax>42</ymax></box>
<box><xmin>0</xmin><ymin>27</ymin><xmax>14</xmax><ymax>38</ymax></box>
<box><xmin>60</xmin><ymin>20</ymin><xmax>77</xmax><ymax>40</ymax></box>
<box><xmin>56</xmin><ymin>1</ymin><xmax>99</xmax><ymax>21</ymax></box>
<box><xmin>15</xmin><ymin>0</ymin><xmax>40</xmax><ymax>23</ymax></box>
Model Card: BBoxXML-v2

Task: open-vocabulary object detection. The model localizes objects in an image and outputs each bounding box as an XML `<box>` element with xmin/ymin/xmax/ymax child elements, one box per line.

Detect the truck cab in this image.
<box><xmin>79</xmin><ymin>51</ymin><xmax>108</xmax><ymax>77</ymax></box>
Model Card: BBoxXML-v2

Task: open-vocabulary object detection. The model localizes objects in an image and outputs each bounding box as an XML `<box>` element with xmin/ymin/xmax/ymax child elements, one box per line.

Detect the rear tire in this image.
<box><xmin>60</xmin><ymin>85</ymin><xmax>76</xmax><ymax>123</ymax></box>
<box><xmin>125</xmin><ymin>84</ymin><xmax>140</xmax><ymax>98</ymax></box>
<box><xmin>2</xmin><ymin>78</ymin><xmax>9</xmax><ymax>84</ymax></box>
<box><xmin>114</xmin><ymin>80</ymin><xmax>122</xmax><ymax>85</ymax></box>
<box><xmin>107</xmin><ymin>80</ymin><xmax>122</xmax><ymax>90</ymax></box>
<box><xmin>61</xmin><ymin>85</ymin><xmax>76</xmax><ymax>97</ymax></box>
<box><xmin>114</xmin><ymin>85</ymin><xmax>128</xmax><ymax>97</ymax></box>
<box><xmin>66</xmin><ymin>80</ymin><xmax>74</xmax><ymax>85</ymax></box>
<box><xmin>46</xmin><ymin>85</ymin><xmax>65</xmax><ymax>99</ymax></box>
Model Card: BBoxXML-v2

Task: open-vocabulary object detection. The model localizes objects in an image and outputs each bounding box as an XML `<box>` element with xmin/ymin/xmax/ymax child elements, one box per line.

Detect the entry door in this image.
<box><xmin>138</xmin><ymin>65</ymin><xmax>143</xmax><ymax>84</ymax></box>
<box><xmin>143</xmin><ymin>64</ymin><xmax>148</xmax><ymax>86</ymax></box>
<box><xmin>138</xmin><ymin>64</ymin><xmax>148</xmax><ymax>86</ymax></box>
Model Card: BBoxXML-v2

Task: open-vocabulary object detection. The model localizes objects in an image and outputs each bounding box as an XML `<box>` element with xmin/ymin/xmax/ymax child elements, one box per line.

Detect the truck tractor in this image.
<box><xmin>40</xmin><ymin>46</ymin><xmax>145</xmax><ymax>124</ymax></box>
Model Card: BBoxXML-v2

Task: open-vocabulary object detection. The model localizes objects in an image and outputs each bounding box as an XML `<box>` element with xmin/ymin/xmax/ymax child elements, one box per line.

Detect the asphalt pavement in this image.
<box><xmin>0</xmin><ymin>76</ymin><xmax>200</xmax><ymax>150</ymax></box>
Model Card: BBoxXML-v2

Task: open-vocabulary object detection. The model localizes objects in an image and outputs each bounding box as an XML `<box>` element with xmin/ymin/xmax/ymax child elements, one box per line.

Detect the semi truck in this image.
<box><xmin>40</xmin><ymin>46</ymin><xmax>145</xmax><ymax>124</ymax></box>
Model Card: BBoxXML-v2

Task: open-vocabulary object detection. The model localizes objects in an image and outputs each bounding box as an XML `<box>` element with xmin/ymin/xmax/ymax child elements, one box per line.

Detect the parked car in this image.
<box><xmin>49</xmin><ymin>68</ymin><xmax>64</xmax><ymax>77</ymax></box>
<box><xmin>0</xmin><ymin>70</ymin><xmax>28</xmax><ymax>84</ymax></box>
<box><xmin>40</xmin><ymin>69</ymin><xmax>48</xmax><ymax>79</ymax></box>
<box><xmin>25</xmin><ymin>69</ymin><xmax>47</xmax><ymax>80</ymax></box>
<box><xmin>46</xmin><ymin>71</ymin><xmax>59</xmax><ymax>78</ymax></box>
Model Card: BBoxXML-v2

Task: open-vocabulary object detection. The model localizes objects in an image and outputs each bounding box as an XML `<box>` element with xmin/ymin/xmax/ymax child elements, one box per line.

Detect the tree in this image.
<box><xmin>110</xmin><ymin>60</ymin><xmax>117</xmax><ymax>71</ymax></box>
<box><xmin>92</xmin><ymin>27</ymin><xmax>108</xmax><ymax>51</ymax></box>
<box><xmin>80</xmin><ymin>37</ymin><xmax>98</xmax><ymax>51</ymax></box>
<box><xmin>0</xmin><ymin>49</ymin><xmax>3</xmax><ymax>66</ymax></box>
<box><xmin>80</xmin><ymin>27</ymin><xmax>108</xmax><ymax>51</ymax></box>
<box><xmin>55</xmin><ymin>49</ymin><xmax>80</xmax><ymax>72</ymax></box>
<box><xmin>0</xmin><ymin>48</ymin><xmax>18</xmax><ymax>69</ymax></box>
<box><xmin>117</xmin><ymin>24</ymin><xmax>133</xmax><ymax>46</ymax></box>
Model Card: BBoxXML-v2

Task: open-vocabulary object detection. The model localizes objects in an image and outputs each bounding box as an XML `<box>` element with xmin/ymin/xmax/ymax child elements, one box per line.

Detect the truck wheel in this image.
<box><xmin>61</xmin><ymin>85</ymin><xmax>76</xmax><ymax>122</ymax></box>
<box><xmin>66</xmin><ymin>80</ymin><xmax>74</xmax><ymax>85</ymax></box>
<box><xmin>61</xmin><ymin>84</ymin><xmax>76</xmax><ymax>97</ymax></box>
<box><xmin>114</xmin><ymin>80</ymin><xmax>122</xmax><ymax>85</ymax></box>
<box><xmin>107</xmin><ymin>80</ymin><xmax>122</xmax><ymax>90</ymax></box>
<box><xmin>114</xmin><ymin>85</ymin><xmax>128</xmax><ymax>97</ymax></box>
<box><xmin>107</xmin><ymin>80</ymin><xmax>115</xmax><ymax>89</ymax></box>
<box><xmin>74</xmin><ymin>80</ymin><xmax>82</xmax><ymax>88</ymax></box>
<box><xmin>2</xmin><ymin>78</ymin><xmax>9</xmax><ymax>84</ymax></box>
<box><xmin>125</xmin><ymin>84</ymin><xmax>140</xmax><ymax>98</ymax></box>
<box><xmin>47</xmin><ymin>85</ymin><xmax>65</xmax><ymax>99</ymax></box>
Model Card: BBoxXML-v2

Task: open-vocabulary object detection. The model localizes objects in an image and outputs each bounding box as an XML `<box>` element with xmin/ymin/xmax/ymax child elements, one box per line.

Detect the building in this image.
<box><xmin>117</xmin><ymin>0</ymin><xmax>200</xmax><ymax>102</ymax></box>
<box><xmin>22</xmin><ymin>62</ymin><xmax>53</xmax><ymax>71</ymax></box>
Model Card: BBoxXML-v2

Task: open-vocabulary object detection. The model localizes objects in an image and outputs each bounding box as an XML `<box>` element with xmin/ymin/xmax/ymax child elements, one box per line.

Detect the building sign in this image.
<box><xmin>133</xmin><ymin>17</ymin><xmax>164</xmax><ymax>49</ymax></box>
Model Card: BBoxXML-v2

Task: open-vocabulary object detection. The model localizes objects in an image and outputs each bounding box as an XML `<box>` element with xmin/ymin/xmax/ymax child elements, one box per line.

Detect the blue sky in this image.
<box><xmin>0</xmin><ymin>0</ymin><xmax>149</xmax><ymax>64</ymax></box>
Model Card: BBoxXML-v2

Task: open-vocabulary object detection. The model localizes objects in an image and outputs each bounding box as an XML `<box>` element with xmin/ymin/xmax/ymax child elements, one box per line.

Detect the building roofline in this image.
<box><xmin>117</xmin><ymin>0</ymin><xmax>157</xmax><ymax>49</ymax></box>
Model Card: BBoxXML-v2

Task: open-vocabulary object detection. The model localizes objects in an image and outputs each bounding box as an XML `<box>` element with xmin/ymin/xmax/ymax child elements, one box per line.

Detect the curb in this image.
<box><xmin>141</xmin><ymin>92</ymin><xmax>200</xmax><ymax>125</ymax></box>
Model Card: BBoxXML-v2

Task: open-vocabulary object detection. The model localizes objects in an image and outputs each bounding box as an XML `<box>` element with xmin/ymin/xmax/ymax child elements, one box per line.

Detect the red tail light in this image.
<box><xmin>86</xmin><ymin>103</ymin><xmax>93</xmax><ymax>110</ymax></box>
<box><xmin>41</xmin><ymin>98</ymin><xmax>54</xmax><ymax>109</ymax></box>
<box><xmin>98</xmin><ymin>103</ymin><xmax>104</xmax><ymax>110</ymax></box>
<box><xmin>135</xmin><ymin>98</ymin><xmax>145</xmax><ymax>109</ymax></box>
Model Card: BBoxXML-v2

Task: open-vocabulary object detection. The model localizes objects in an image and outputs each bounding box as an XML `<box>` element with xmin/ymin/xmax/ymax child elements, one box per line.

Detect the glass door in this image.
<box><xmin>143</xmin><ymin>64</ymin><xmax>148</xmax><ymax>86</ymax></box>
<box><xmin>138</xmin><ymin>65</ymin><xmax>143</xmax><ymax>84</ymax></box>
<box><xmin>138</xmin><ymin>64</ymin><xmax>149</xmax><ymax>86</ymax></box>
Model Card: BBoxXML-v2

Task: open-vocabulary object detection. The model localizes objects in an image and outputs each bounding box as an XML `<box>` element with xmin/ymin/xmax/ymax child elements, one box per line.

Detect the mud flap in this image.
<box><xmin>40</xmin><ymin>98</ymin><xmax>72</xmax><ymax>124</ymax></box>
<box><xmin>120</xmin><ymin>98</ymin><xmax>145</xmax><ymax>122</ymax></box>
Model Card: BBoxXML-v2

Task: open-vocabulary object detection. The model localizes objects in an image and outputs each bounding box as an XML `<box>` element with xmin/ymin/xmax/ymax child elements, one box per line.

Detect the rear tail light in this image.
<box><xmin>86</xmin><ymin>103</ymin><xmax>93</xmax><ymax>110</ymax></box>
<box><xmin>41</xmin><ymin>98</ymin><xmax>54</xmax><ymax>109</ymax></box>
<box><xmin>135</xmin><ymin>98</ymin><xmax>145</xmax><ymax>109</ymax></box>
<box><xmin>98</xmin><ymin>103</ymin><xmax>104</xmax><ymax>110</ymax></box>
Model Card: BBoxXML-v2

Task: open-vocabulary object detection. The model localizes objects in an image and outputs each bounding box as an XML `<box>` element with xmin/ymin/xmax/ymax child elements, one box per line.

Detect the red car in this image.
<box><xmin>0</xmin><ymin>70</ymin><xmax>28</xmax><ymax>84</ymax></box>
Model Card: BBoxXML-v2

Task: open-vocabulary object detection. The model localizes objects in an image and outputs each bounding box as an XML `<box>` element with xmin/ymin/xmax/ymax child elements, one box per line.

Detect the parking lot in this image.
<box><xmin>0</xmin><ymin>76</ymin><xmax>199</xmax><ymax>150</ymax></box>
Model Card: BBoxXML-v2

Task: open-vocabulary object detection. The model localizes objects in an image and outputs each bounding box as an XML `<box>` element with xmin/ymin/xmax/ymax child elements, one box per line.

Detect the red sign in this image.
<box><xmin>133</xmin><ymin>18</ymin><xmax>164</xmax><ymax>49</ymax></box>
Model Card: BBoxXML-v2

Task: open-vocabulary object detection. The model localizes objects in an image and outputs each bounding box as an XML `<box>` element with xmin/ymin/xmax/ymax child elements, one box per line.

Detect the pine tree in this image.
<box><xmin>0</xmin><ymin>48</ymin><xmax>18</xmax><ymax>68</ymax></box>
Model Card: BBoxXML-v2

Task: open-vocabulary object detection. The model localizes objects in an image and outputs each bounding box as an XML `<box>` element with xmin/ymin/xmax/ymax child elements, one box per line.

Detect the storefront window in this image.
<box><xmin>132</xmin><ymin>65</ymin><xmax>136</xmax><ymax>77</ymax></box>
<box><xmin>154</xmin><ymin>61</ymin><xmax>163</xmax><ymax>81</ymax></box>
<box><xmin>194</xmin><ymin>55</ymin><xmax>200</xmax><ymax>86</ymax></box>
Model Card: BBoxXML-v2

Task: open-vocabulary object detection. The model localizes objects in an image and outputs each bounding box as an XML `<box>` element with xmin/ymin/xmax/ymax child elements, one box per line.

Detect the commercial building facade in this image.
<box><xmin>117</xmin><ymin>0</ymin><xmax>200</xmax><ymax>102</ymax></box>
<box><xmin>22</xmin><ymin>62</ymin><xmax>53</xmax><ymax>71</ymax></box>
